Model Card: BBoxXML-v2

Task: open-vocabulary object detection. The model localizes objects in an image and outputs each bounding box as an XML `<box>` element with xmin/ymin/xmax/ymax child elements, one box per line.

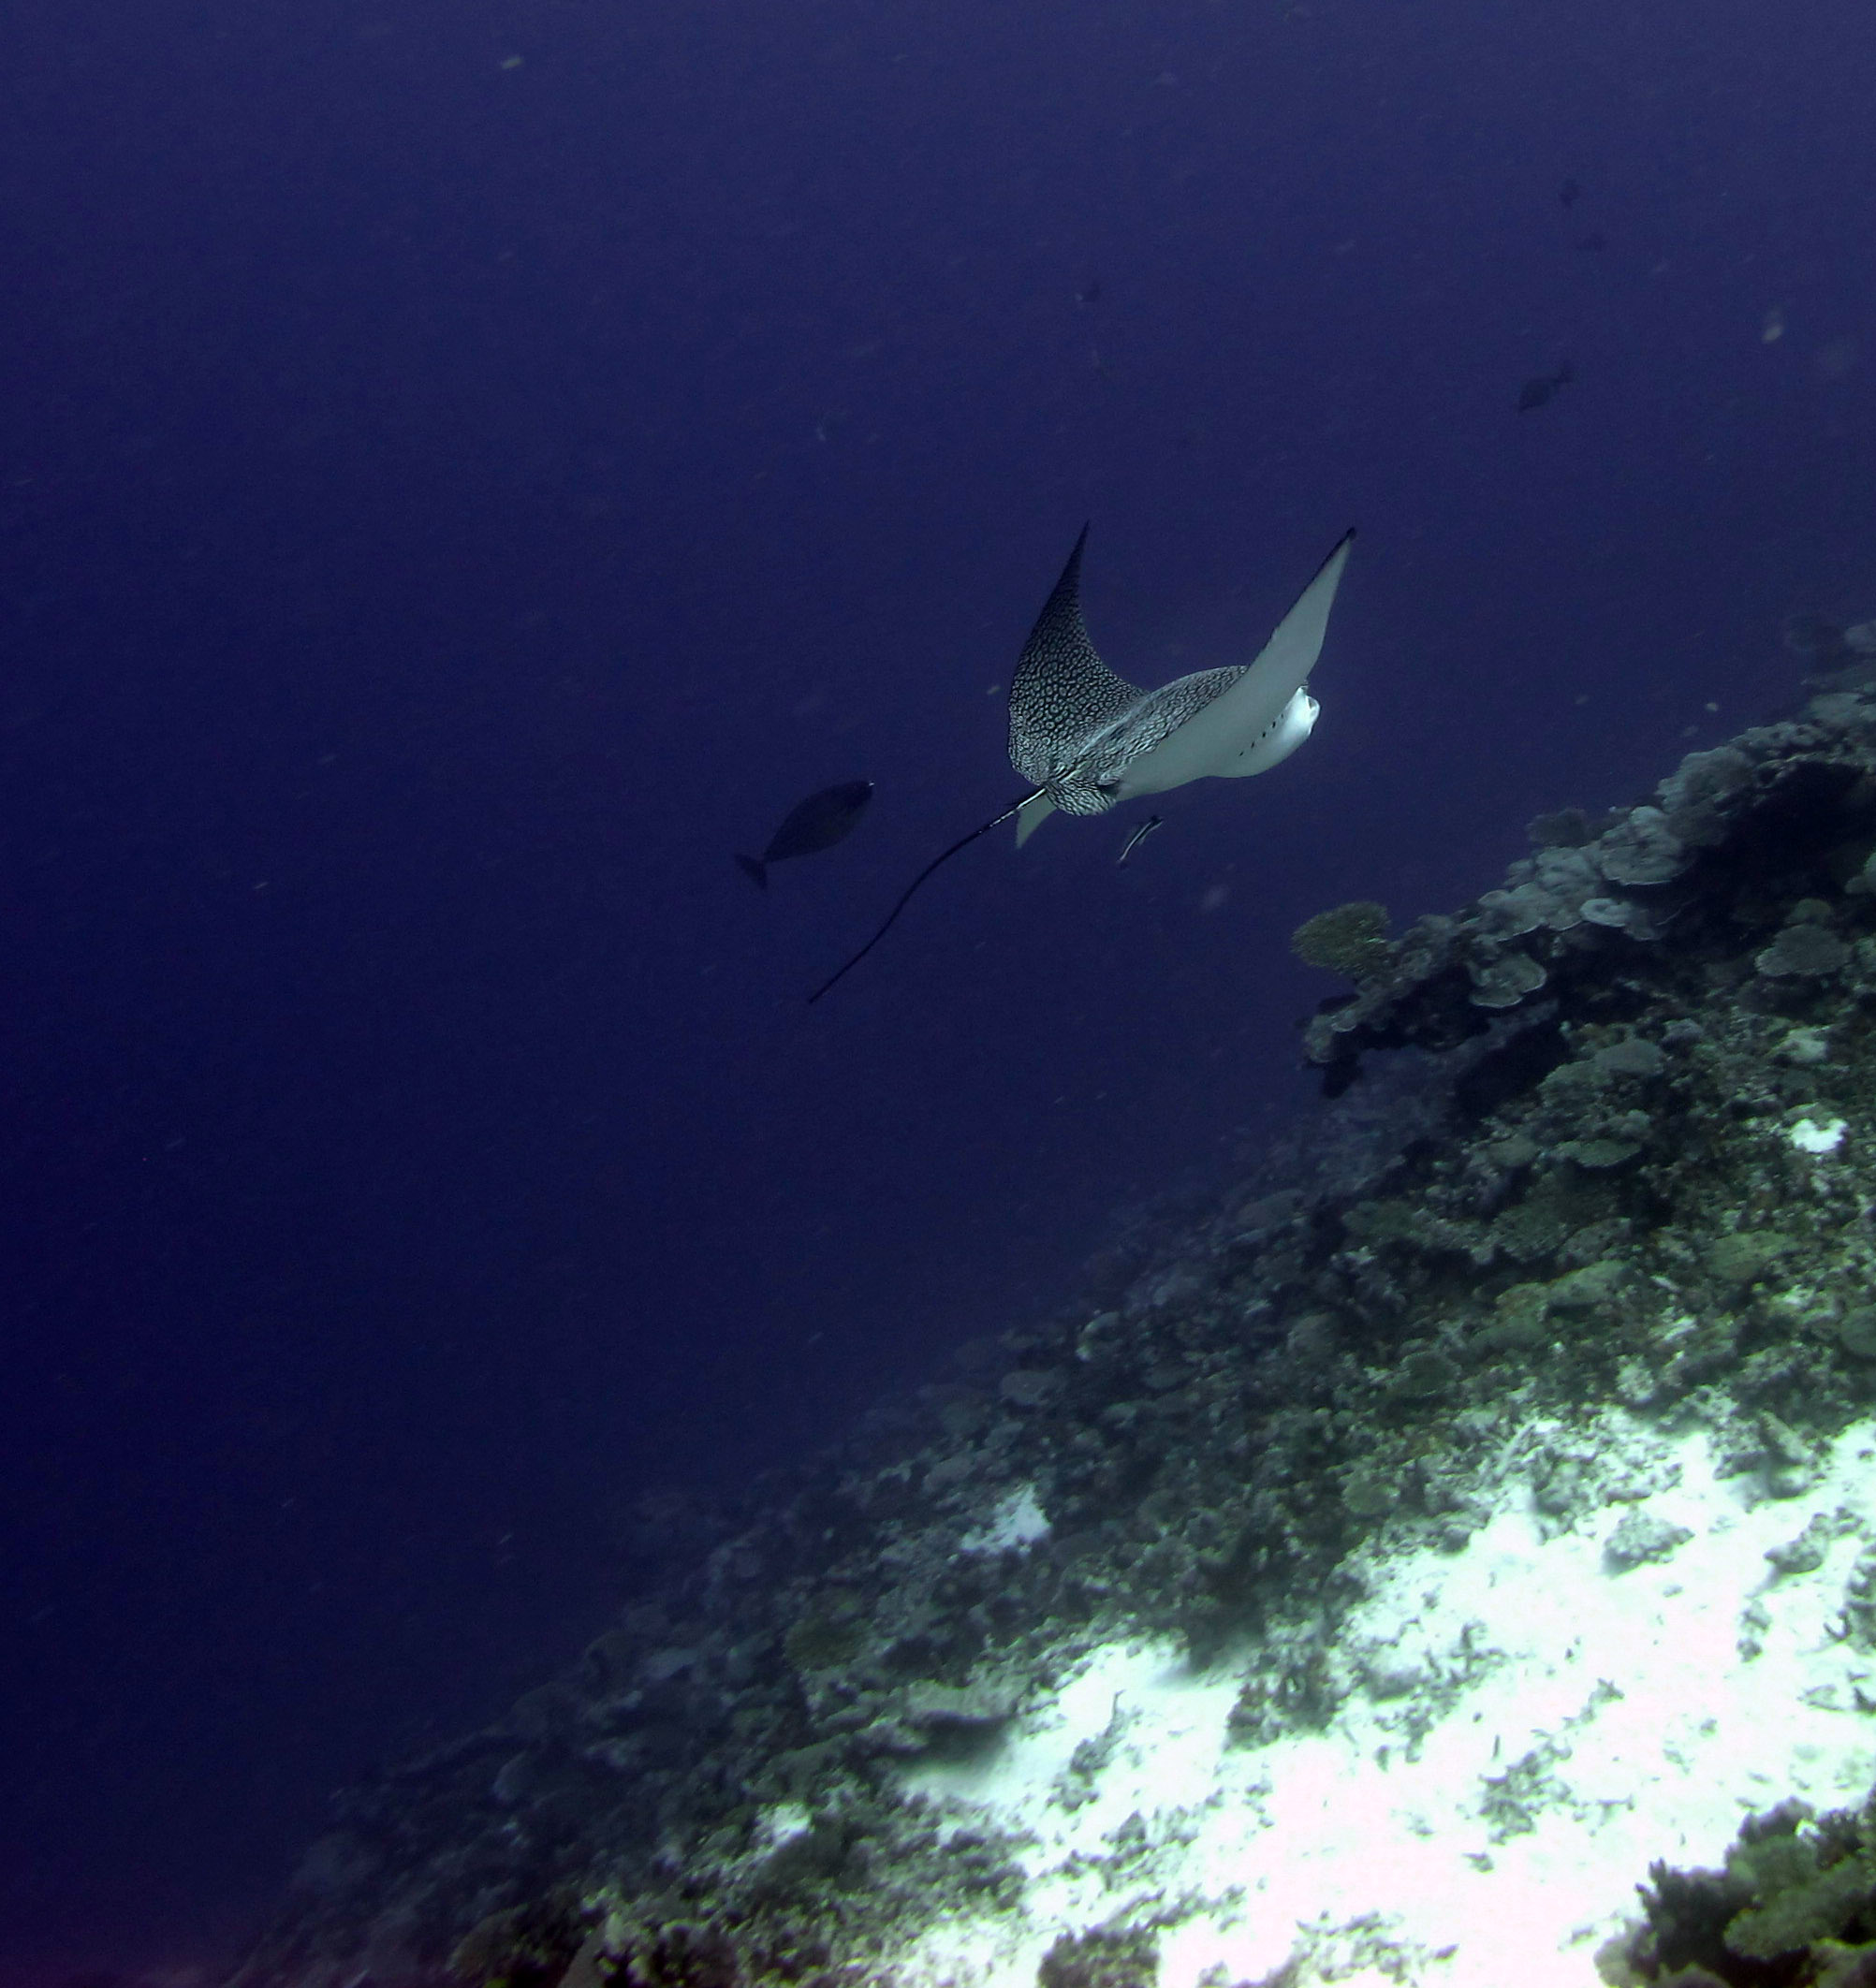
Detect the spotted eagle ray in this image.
<box><xmin>807</xmin><ymin>525</ymin><xmax>1354</xmax><ymax>1002</ymax></box>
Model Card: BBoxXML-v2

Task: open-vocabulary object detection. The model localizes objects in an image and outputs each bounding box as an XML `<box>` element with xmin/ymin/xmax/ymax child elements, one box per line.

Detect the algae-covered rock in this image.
<box><xmin>1842</xmin><ymin>1544</ymin><xmax>1876</xmax><ymax>1653</ymax></box>
<box><xmin>1477</xmin><ymin>883</ymin><xmax>1553</xmax><ymax>938</ymax></box>
<box><xmin>1707</xmin><ymin>1232</ymin><xmax>1799</xmax><ymax>1289</ymax></box>
<box><xmin>1300</xmin><ymin>681</ymin><xmax>1876</xmax><ymax>1085</ymax></box>
<box><xmin>448</xmin><ymin>1890</ymin><xmax>596</xmax><ymax>1988</ymax></box>
<box><xmin>1548</xmin><ymin>1259</ymin><xmax>1628</xmax><ymax>1312</ymax></box>
<box><xmin>1037</xmin><ymin>1924</ymin><xmax>1160</xmax><ymax>1988</ymax></box>
<box><xmin>1292</xmin><ymin>900</ymin><xmax>1395</xmax><ymax>981</ymax></box>
<box><xmin>1468</xmin><ymin>948</ymin><xmax>1548</xmax><ymax>1009</ymax></box>
<box><xmin>1479</xmin><ymin>1281</ymin><xmax>1550</xmax><ymax>1353</ymax></box>
<box><xmin>1758</xmin><ymin>924</ymin><xmax>1853</xmax><ymax>978</ymax></box>
<box><xmin>1558</xmin><ymin>1136</ymin><xmax>1641</xmax><ymax>1170</ymax></box>
<box><xmin>1595</xmin><ymin>806</ymin><xmax>1691</xmax><ymax>886</ymax></box>
<box><xmin>1838</xmin><ymin>1308</ymin><xmax>1876</xmax><ymax>1360</ymax></box>
<box><xmin>1391</xmin><ymin>1347</ymin><xmax>1458</xmax><ymax>1400</ymax></box>
<box><xmin>1627</xmin><ymin>1795</ymin><xmax>1876</xmax><ymax>1983</ymax></box>
<box><xmin>1000</xmin><ymin>1367</ymin><xmax>1063</xmax><ymax>1409</ymax></box>
<box><xmin>784</xmin><ymin>1596</ymin><xmax>868</xmax><ymax>1674</ymax></box>
<box><xmin>1661</xmin><ymin>745</ymin><xmax>1754</xmax><ymax>814</ymax></box>
<box><xmin>900</xmin><ymin>1678</ymin><xmax>1018</xmax><ymax>1733</ymax></box>
<box><xmin>1764</xmin><ymin>1513</ymin><xmax>1838</xmax><ymax>1578</ymax></box>
<box><xmin>1605</xmin><ymin>1509</ymin><xmax>1693</xmax><ymax>1571</ymax></box>
<box><xmin>1594</xmin><ymin>1036</ymin><xmax>1667</xmax><ymax>1079</ymax></box>
<box><xmin>1726</xmin><ymin>1841</ymin><xmax>1876</xmax><ymax>1960</ymax></box>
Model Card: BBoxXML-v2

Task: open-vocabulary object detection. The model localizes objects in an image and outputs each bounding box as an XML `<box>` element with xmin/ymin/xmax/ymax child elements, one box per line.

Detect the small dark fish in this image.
<box><xmin>1559</xmin><ymin>177</ymin><xmax>1582</xmax><ymax>209</ymax></box>
<box><xmin>1517</xmin><ymin>360</ymin><xmax>1575</xmax><ymax>412</ymax></box>
<box><xmin>737</xmin><ymin>781</ymin><xmax>874</xmax><ymax>889</ymax></box>
<box><xmin>1077</xmin><ymin>274</ymin><xmax>1102</xmax><ymax>306</ymax></box>
<box><xmin>1117</xmin><ymin>815</ymin><xmax>1165</xmax><ymax>867</ymax></box>
<box><xmin>1572</xmin><ymin>231</ymin><xmax>1607</xmax><ymax>253</ymax></box>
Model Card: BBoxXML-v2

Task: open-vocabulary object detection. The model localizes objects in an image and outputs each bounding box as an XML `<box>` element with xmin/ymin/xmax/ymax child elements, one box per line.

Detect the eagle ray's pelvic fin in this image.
<box><xmin>1013</xmin><ymin>791</ymin><xmax>1057</xmax><ymax>848</ymax></box>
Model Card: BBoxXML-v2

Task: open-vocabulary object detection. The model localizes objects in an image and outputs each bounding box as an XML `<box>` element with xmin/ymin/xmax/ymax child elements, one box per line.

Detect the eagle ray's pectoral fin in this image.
<box><xmin>1006</xmin><ymin>526</ymin><xmax>1144</xmax><ymax>792</ymax></box>
<box><xmin>1113</xmin><ymin>529</ymin><xmax>1355</xmax><ymax>801</ymax></box>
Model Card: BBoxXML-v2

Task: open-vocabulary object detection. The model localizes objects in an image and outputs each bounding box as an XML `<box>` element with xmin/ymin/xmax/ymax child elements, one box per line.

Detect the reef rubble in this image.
<box><xmin>231</xmin><ymin>682</ymin><xmax>1876</xmax><ymax>1988</ymax></box>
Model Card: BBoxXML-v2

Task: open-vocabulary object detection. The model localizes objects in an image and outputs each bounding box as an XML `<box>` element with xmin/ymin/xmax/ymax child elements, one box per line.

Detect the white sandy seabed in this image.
<box><xmin>863</xmin><ymin>1411</ymin><xmax>1876</xmax><ymax>1988</ymax></box>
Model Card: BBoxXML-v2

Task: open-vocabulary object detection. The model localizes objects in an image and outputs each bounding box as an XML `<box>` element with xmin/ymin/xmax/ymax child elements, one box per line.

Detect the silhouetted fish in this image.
<box><xmin>737</xmin><ymin>781</ymin><xmax>873</xmax><ymax>888</ymax></box>
<box><xmin>1517</xmin><ymin>361</ymin><xmax>1575</xmax><ymax>412</ymax></box>
<box><xmin>1077</xmin><ymin>274</ymin><xmax>1103</xmax><ymax>306</ymax></box>
<box><xmin>1560</xmin><ymin>177</ymin><xmax>1582</xmax><ymax>209</ymax></box>
<box><xmin>1573</xmin><ymin>231</ymin><xmax>1607</xmax><ymax>253</ymax></box>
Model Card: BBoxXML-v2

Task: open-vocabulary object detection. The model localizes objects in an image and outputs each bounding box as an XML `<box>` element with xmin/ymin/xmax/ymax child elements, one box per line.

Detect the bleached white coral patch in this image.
<box><xmin>960</xmin><ymin>1483</ymin><xmax>1051</xmax><ymax>1555</ymax></box>
<box><xmin>753</xmin><ymin>1801</ymin><xmax>813</xmax><ymax>1850</ymax></box>
<box><xmin>887</xmin><ymin>1413</ymin><xmax>1876</xmax><ymax>1988</ymax></box>
<box><xmin>1789</xmin><ymin>1114</ymin><xmax>1847</xmax><ymax>1153</ymax></box>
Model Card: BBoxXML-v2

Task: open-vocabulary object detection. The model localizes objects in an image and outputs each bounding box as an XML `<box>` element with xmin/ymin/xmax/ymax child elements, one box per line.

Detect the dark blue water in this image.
<box><xmin>4</xmin><ymin>0</ymin><xmax>1873</xmax><ymax>1973</ymax></box>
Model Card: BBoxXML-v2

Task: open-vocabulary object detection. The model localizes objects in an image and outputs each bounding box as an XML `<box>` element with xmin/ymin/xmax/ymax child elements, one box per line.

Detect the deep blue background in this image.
<box><xmin>4</xmin><ymin>0</ymin><xmax>1874</xmax><ymax>1971</ymax></box>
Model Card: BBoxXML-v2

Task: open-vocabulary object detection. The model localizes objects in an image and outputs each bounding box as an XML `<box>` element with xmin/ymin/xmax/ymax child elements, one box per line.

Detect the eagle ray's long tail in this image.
<box><xmin>807</xmin><ymin>790</ymin><xmax>1041</xmax><ymax>1004</ymax></box>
